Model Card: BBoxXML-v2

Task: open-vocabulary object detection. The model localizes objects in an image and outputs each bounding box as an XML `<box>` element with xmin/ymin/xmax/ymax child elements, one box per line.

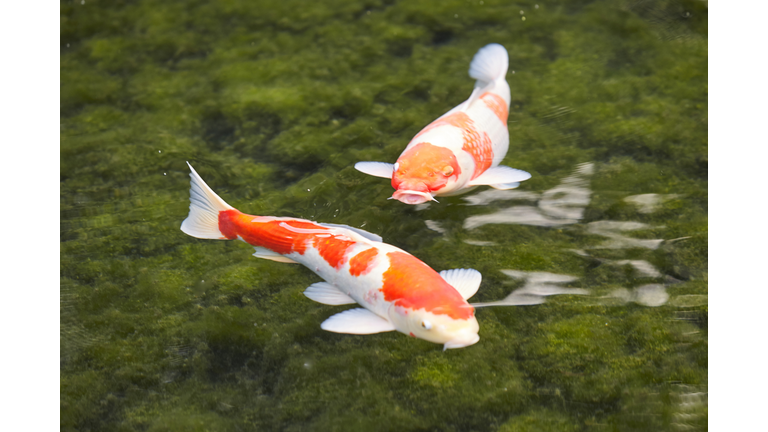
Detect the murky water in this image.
<box><xmin>61</xmin><ymin>1</ymin><xmax>707</xmax><ymax>430</ymax></box>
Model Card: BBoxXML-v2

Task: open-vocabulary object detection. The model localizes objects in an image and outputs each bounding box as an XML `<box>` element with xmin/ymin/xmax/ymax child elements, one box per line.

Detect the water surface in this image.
<box><xmin>61</xmin><ymin>1</ymin><xmax>708</xmax><ymax>430</ymax></box>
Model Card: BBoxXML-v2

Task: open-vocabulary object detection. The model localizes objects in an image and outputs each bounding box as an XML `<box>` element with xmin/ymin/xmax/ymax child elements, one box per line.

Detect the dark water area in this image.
<box><xmin>60</xmin><ymin>0</ymin><xmax>707</xmax><ymax>430</ymax></box>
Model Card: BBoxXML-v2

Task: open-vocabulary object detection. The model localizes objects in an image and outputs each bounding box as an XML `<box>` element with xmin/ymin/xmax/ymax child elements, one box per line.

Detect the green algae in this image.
<box><xmin>61</xmin><ymin>0</ymin><xmax>707</xmax><ymax>430</ymax></box>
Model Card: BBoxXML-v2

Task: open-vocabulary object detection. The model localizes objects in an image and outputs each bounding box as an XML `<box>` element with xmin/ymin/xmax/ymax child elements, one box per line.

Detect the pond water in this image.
<box><xmin>61</xmin><ymin>0</ymin><xmax>707</xmax><ymax>430</ymax></box>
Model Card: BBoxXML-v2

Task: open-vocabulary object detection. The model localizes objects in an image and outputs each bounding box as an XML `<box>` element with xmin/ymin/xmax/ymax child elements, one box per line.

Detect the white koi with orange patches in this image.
<box><xmin>181</xmin><ymin>163</ymin><xmax>483</xmax><ymax>350</ymax></box>
<box><xmin>356</xmin><ymin>43</ymin><xmax>532</xmax><ymax>204</ymax></box>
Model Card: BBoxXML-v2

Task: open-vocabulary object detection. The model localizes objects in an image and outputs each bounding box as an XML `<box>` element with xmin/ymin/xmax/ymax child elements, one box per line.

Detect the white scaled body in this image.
<box><xmin>356</xmin><ymin>43</ymin><xmax>531</xmax><ymax>204</ymax></box>
<box><xmin>180</xmin><ymin>163</ymin><xmax>483</xmax><ymax>350</ymax></box>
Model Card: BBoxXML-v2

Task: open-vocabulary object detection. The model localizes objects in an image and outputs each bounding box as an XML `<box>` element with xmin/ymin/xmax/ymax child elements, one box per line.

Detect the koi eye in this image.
<box><xmin>421</xmin><ymin>320</ymin><xmax>432</xmax><ymax>330</ymax></box>
<box><xmin>442</xmin><ymin>166</ymin><xmax>454</xmax><ymax>176</ymax></box>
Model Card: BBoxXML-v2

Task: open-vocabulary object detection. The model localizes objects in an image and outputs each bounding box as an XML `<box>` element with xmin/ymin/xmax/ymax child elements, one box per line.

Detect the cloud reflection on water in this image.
<box><xmin>463</xmin><ymin>162</ymin><xmax>593</xmax><ymax>229</ymax></box>
<box><xmin>624</xmin><ymin>193</ymin><xmax>679</xmax><ymax>214</ymax></box>
<box><xmin>586</xmin><ymin>221</ymin><xmax>664</xmax><ymax>250</ymax></box>
<box><xmin>605</xmin><ymin>284</ymin><xmax>669</xmax><ymax>307</ymax></box>
<box><xmin>569</xmin><ymin>249</ymin><xmax>662</xmax><ymax>278</ymax></box>
<box><xmin>462</xmin><ymin>190</ymin><xmax>539</xmax><ymax>206</ymax></box>
<box><xmin>473</xmin><ymin>270</ymin><xmax>589</xmax><ymax>308</ymax></box>
<box><xmin>453</xmin><ymin>161</ymin><xmax>694</xmax><ymax>309</ymax></box>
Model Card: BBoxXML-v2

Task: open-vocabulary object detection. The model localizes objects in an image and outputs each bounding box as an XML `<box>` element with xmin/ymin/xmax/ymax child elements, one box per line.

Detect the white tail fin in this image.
<box><xmin>180</xmin><ymin>162</ymin><xmax>235</xmax><ymax>239</ymax></box>
<box><xmin>468</xmin><ymin>43</ymin><xmax>509</xmax><ymax>86</ymax></box>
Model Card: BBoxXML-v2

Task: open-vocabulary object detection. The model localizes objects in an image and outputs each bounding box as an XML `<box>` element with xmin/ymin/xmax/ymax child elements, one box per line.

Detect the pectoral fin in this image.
<box><xmin>468</xmin><ymin>166</ymin><xmax>531</xmax><ymax>187</ymax></box>
<box><xmin>439</xmin><ymin>268</ymin><xmax>482</xmax><ymax>300</ymax></box>
<box><xmin>304</xmin><ymin>282</ymin><xmax>357</xmax><ymax>305</ymax></box>
<box><xmin>320</xmin><ymin>308</ymin><xmax>396</xmax><ymax>334</ymax></box>
<box><xmin>489</xmin><ymin>182</ymin><xmax>520</xmax><ymax>190</ymax></box>
<box><xmin>354</xmin><ymin>162</ymin><xmax>394</xmax><ymax>179</ymax></box>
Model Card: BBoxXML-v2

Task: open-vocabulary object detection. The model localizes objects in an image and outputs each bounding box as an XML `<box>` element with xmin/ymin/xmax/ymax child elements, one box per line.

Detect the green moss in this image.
<box><xmin>61</xmin><ymin>0</ymin><xmax>707</xmax><ymax>430</ymax></box>
<box><xmin>498</xmin><ymin>408</ymin><xmax>581</xmax><ymax>432</ymax></box>
<box><xmin>60</xmin><ymin>370</ymin><xmax>111</xmax><ymax>431</ymax></box>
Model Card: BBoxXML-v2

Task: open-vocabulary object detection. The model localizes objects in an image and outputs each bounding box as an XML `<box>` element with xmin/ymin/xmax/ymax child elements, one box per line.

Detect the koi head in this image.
<box><xmin>408</xmin><ymin>309</ymin><xmax>480</xmax><ymax>350</ymax></box>
<box><xmin>391</xmin><ymin>142</ymin><xmax>460</xmax><ymax>205</ymax></box>
<box><xmin>389</xmin><ymin>304</ymin><xmax>480</xmax><ymax>350</ymax></box>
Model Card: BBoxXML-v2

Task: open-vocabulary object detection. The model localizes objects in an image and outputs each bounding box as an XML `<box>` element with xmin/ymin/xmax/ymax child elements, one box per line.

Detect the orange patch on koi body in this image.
<box><xmin>412</xmin><ymin>112</ymin><xmax>494</xmax><ymax>179</ymax></box>
<box><xmin>220</xmin><ymin>210</ymin><xmax>322</xmax><ymax>255</ymax></box>
<box><xmin>219</xmin><ymin>211</ymin><xmax>373</xmax><ymax>270</ymax></box>
<box><xmin>218</xmin><ymin>209</ymin><xmax>245</xmax><ymax>240</ymax></box>
<box><xmin>314</xmin><ymin>236</ymin><xmax>356</xmax><ymax>270</ymax></box>
<box><xmin>349</xmin><ymin>248</ymin><xmax>379</xmax><ymax>277</ymax></box>
<box><xmin>480</xmin><ymin>92</ymin><xmax>508</xmax><ymax>125</ymax></box>
<box><xmin>412</xmin><ymin>111</ymin><xmax>472</xmax><ymax>141</ymax></box>
<box><xmin>462</xmin><ymin>128</ymin><xmax>494</xmax><ymax>178</ymax></box>
<box><xmin>380</xmin><ymin>252</ymin><xmax>474</xmax><ymax>320</ymax></box>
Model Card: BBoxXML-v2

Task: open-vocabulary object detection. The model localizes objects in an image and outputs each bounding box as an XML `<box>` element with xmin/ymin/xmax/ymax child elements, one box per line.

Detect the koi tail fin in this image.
<box><xmin>463</xmin><ymin>43</ymin><xmax>510</xmax><ymax>111</ymax></box>
<box><xmin>181</xmin><ymin>162</ymin><xmax>235</xmax><ymax>239</ymax></box>
<box><xmin>468</xmin><ymin>43</ymin><xmax>509</xmax><ymax>87</ymax></box>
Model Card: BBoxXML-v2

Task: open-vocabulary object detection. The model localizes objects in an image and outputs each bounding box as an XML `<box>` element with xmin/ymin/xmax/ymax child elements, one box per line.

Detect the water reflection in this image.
<box><xmin>609</xmin><ymin>260</ymin><xmax>661</xmax><ymax>278</ymax></box>
<box><xmin>624</xmin><ymin>193</ymin><xmax>679</xmax><ymax>214</ymax></box>
<box><xmin>473</xmin><ymin>270</ymin><xmax>588</xmax><ymax>307</ymax></box>
<box><xmin>462</xmin><ymin>239</ymin><xmax>497</xmax><ymax>246</ymax></box>
<box><xmin>607</xmin><ymin>260</ymin><xmax>661</xmax><ymax>278</ymax></box>
<box><xmin>671</xmin><ymin>385</ymin><xmax>708</xmax><ymax>431</ymax></box>
<box><xmin>424</xmin><ymin>220</ymin><xmax>446</xmax><ymax>235</ymax></box>
<box><xmin>463</xmin><ymin>162</ymin><xmax>593</xmax><ymax>229</ymax></box>
<box><xmin>604</xmin><ymin>284</ymin><xmax>669</xmax><ymax>307</ymax></box>
<box><xmin>462</xmin><ymin>190</ymin><xmax>539</xmax><ymax>206</ymax></box>
<box><xmin>586</xmin><ymin>221</ymin><xmax>663</xmax><ymax>250</ymax></box>
<box><xmin>444</xmin><ymin>162</ymin><xmax>695</xmax><ymax>309</ymax></box>
<box><xmin>669</xmin><ymin>295</ymin><xmax>708</xmax><ymax>308</ymax></box>
<box><xmin>570</xmin><ymin>249</ymin><xmax>662</xmax><ymax>278</ymax></box>
<box><xmin>568</xmin><ymin>248</ymin><xmax>671</xmax><ymax>307</ymax></box>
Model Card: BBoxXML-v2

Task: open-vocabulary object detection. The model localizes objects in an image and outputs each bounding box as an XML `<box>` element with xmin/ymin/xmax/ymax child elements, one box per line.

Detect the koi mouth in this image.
<box><xmin>390</xmin><ymin>190</ymin><xmax>438</xmax><ymax>205</ymax></box>
<box><xmin>442</xmin><ymin>332</ymin><xmax>480</xmax><ymax>351</ymax></box>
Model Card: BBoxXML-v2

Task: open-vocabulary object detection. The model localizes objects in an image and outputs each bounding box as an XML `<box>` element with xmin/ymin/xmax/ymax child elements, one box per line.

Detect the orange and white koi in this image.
<box><xmin>355</xmin><ymin>43</ymin><xmax>531</xmax><ymax>204</ymax></box>
<box><xmin>180</xmin><ymin>163</ymin><xmax>483</xmax><ymax>350</ymax></box>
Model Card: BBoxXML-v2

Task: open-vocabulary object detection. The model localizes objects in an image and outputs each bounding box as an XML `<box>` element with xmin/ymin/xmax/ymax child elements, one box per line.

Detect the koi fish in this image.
<box><xmin>180</xmin><ymin>163</ymin><xmax>483</xmax><ymax>350</ymax></box>
<box><xmin>355</xmin><ymin>43</ymin><xmax>531</xmax><ymax>204</ymax></box>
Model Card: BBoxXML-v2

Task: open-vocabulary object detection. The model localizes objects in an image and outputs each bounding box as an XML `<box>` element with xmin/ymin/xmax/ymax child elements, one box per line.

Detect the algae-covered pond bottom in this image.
<box><xmin>61</xmin><ymin>0</ymin><xmax>707</xmax><ymax>430</ymax></box>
